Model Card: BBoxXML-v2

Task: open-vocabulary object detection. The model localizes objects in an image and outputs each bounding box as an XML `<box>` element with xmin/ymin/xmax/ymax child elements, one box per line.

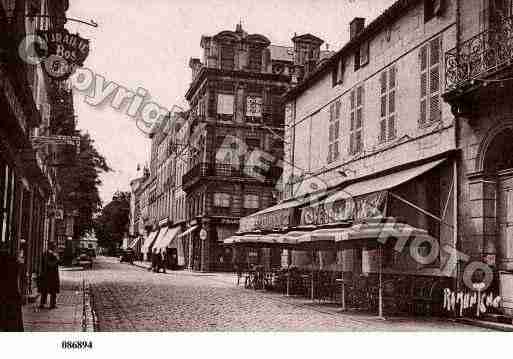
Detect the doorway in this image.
<box><xmin>498</xmin><ymin>169</ymin><xmax>513</xmax><ymax>270</ymax></box>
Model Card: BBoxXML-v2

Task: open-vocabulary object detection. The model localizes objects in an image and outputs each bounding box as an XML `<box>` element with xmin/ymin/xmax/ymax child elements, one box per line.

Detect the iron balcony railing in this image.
<box><xmin>182</xmin><ymin>162</ymin><xmax>282</xmax><ymax>187</ymax></box>
<box><xmin>445</xmin><ymin>15</ymin><xmax>513</xmax><ymax>91</ymax></box>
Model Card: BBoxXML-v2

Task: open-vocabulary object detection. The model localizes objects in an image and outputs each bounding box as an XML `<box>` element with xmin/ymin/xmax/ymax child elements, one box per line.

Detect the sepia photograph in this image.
<box><xmin>1</xmin><ymin>0</ymin><xmax>512</xmax><ymax>356</ymax></box>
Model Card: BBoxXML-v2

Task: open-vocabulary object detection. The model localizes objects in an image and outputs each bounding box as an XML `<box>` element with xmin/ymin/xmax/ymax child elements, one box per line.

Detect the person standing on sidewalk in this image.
<box><xmin>0</xmin><ymin>244</ymin><xmax>24</xmax><ymax>331</ymax></box>
<box><xmin>159</xmin><ymin>250</ymin><xmax>167</xmax><ymax>274</ymax></box>
<box><xmin>38</xmin><ymin>243</ymin><xmax>60</xmax><ymax>309</ymax></box>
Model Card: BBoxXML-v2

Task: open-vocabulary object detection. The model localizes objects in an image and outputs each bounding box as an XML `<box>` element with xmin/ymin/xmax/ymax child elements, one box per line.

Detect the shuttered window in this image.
<box><xmin>328</xmin><ymin>100</ymin><xmax>341</xmax><ymax>164</ymax></box>
<box><xmin>221</xmin><ymin>45</ymin><xmax>235</xmax><ymax>70</ymax></box>
<box><xmin>379</xmin><ymin>66</ymin><xmax>397</xmax><ymax>143</ymax></box>
<box><xmin>349</xmin><ymin>85</ymin><xmax>364</xmax><ymax>155</ymax></box>
<box><xmin>243</xmin><ymin>194</ymin><xmax>259</xmax><ymax>209</ymax></box>
<box><xmin>332</xmin><ymin>58</ymin><xmax>345</xmax><ymax>87</ymax></box>
<box><xmin>217</xmin><ymin>93</ymin><xmax>234</xmax><ymax>121</ymax></box>
<box><xmin>419</xmin><ymin>37</ymin><xmax>442</xmax><ymax>126</ymax></box>
<box><xmin>248</xmin><ymin>46</ymin><xmax>262</xmax><ymax>71</ymax></box>
<box><xmin>214</xmin><ymin>193</ymin><xmax>231</xmax><ymax>208</ymax></box>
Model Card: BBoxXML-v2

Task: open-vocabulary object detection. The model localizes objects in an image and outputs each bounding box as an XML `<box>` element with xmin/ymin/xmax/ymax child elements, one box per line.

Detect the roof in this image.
<box><xmin>284</xmin><ymin>0</ymin><xmax>420</xmax><ymax>100</ymax></box>
<box><xmin>269</xmin><ymin>45</ymin><xmax>294</xmax><ymax>62</ymax></box>
<box><xmin>292</xmin><ymin>33</ymin><xmax>324</xmax><ymax>44</ymax></box>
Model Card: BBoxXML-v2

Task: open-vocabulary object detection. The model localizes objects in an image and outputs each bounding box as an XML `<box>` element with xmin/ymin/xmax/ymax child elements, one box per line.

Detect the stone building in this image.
<box><xmin>443</xmin><ymin>0</ymin><xmax>513</xmax><ymax>316</ymax></box>
<box><xmin>235</xmin><ymin>0</ymin><xmax>466</xmax><ymax>316</ymax></box>
<box><xmin>1</xmin><ymin>0</ymin><xmax>72</xmax><ymax>299</ymax></box>
<box><xmin>181</xmin><ymin>24</ymin><xmax>330</xmax><ymax>272</ymax></box>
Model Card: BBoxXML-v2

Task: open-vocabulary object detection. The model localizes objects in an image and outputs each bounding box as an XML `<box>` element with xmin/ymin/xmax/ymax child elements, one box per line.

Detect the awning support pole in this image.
<box><xmin>341</xmin><ymin>278</ymin><xmax>346</xmax><ymax>311</ymax></box>
<box><xmin>378</xmin><ymin>244</ymin><xmax>385</xmax><ymax>320</ymax></box>
<box><xmin>389</xmin><ymin>192</ymin><xmax>454</xmax><ymax>228</ymax></box>
<box><xmin>311</xmin><ymin>250</ymin><xmax>315</xmax><ymax>302</ymax></box>
<box><xmin>286</xmin><ymin>265</ymin><xmax>290</xmax><ymax>297</ymax></box>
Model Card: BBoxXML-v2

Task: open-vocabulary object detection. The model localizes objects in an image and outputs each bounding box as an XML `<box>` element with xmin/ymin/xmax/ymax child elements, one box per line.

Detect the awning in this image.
<box><xmin>298</xmin><ymin>227</ymin><xmax>352</xmax><ymax>244</ymax></box>
<box><xmin>299</xmin><ymin>158</ymin><xmax>446</xmax><ymax>226</ymax></box>
<box><xmin>177</xmin><ymin>225</ymin><xmax>198</xmax><ymax>239</ymax></box>
<box><xmin>141</xmin><ymin>230</ymin><xmax>159</xmax><ymax>253</ymax></box>
<box><xmin>128</xmin><ymin>237</ymin><xmax>142</xmax><ymax>249</ymax></box>
<box><xmin>341</xmin><ymin>219</ymin><xmax>433</xmax><ymax>242</ymax></box>
<box><xmin>154</xmin><ymin>226</ymin><xmax>182</xmax><ymax>251</ymax></box>
<box><xmin>325</xmin><ymin>158</ymin><xmax>446</xmax><ymax>203</ymax></box>
<box><xmin>239</xmin><ymin>191</ymin><xmax>332</xmax><ymax>232</ymax></box>
<box><xmin>151</xmin><ymin>227</ymin><xmax>169</xmax><ymax>252</ymax></box>
<box><xmin>224</xmin><ymin>234</ymin><xmax>278</xmax><ymax>246</ymax></box>
<box><xmin>294</xmin><ymin>218</ymin><xmax>434</xmax><ymax>248</ymax></box>
<box><xmin>277</xmin><ymin>231</ymin><xmax>313</xmax><ymax>246</ymax></box>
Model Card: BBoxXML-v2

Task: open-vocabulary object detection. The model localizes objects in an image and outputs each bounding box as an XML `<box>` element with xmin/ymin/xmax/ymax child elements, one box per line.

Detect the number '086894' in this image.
<box><xmin>61</xmin><ymin>341</ymin><xmax>93</xmax><ymax>350</ymax></box>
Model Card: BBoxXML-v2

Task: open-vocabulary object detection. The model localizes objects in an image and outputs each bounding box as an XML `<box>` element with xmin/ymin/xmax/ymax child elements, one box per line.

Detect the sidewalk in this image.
<box><xmin>22</xmin><ymin>268</ymin><xmax>94</xmax><ymax>332</ymax></box>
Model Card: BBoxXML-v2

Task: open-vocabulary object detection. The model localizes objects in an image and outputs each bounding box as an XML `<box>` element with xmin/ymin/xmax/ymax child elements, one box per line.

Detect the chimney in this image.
<box><xmin>350</xmin><ymin>17</ymin><xmax>366</xmax><ymax>40</ymax></box>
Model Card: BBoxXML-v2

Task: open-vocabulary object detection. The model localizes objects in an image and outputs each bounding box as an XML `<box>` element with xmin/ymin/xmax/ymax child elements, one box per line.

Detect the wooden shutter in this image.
<box><xmin>379</xmin><ymin>71</ymin><xmax>387</xmax><ymax>143</ymax></box>
<box><xmin>388</xmin><ymin>66</ymin><xmax>397</xmax><ymax>140</ymax></box>
<box><xmin>419</xmin><ymin>44</ymin><xmax>429</xmax><ymax>125</ymax></box>
<box><xmin>429</xmin><ymin>37</ymin><xmax>441</xmax><ymax>122</ymax></box>
<box><xmin>332</xmin><ymin>64</ymin><xmax>338</xmax><ymax>87</ymax></box>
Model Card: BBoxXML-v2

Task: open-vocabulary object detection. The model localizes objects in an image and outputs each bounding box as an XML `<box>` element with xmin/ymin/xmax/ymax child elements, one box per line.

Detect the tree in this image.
<box><xmin>94</xmin><ymin>191</ymin><xmax>130</xmax><ymax>251</ymax></box>
<box><xmin>56</xmin><ymin>132</ymin><xmax>111</xmax><ymax>237</ymax></box>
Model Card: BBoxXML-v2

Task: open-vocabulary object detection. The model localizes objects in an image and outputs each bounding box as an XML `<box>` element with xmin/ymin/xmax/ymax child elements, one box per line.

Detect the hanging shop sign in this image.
<box><xmin>36</xmin><ymin>29</ymin><xmax>90</xmax><ymax>80</ymax></box>
<box><xmin>300</xmin><ymin>191</ymin><xmax>387</xmax><ymax>226</ymax></box>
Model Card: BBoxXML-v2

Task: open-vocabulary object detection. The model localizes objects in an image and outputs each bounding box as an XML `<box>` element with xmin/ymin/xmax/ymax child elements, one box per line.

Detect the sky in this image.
<box><xmin>65</xmin><ymin>0</ymin><xmax>396</xmax><ymax>205</ymax></box>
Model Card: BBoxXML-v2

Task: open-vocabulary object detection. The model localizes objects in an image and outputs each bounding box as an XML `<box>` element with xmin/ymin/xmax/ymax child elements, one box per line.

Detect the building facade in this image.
<box><xmin>1</xmin><ymin>0</ymin><xmax>73</xmax><ymax>300</ymax></box>
<box><xmin>236</xmin><ymin>0</ymin><xmax>465</xmax><ymax>316</ymax></box>
<box><xmin>180</xmin><ymin>25</ymin><xmax>329</xmax><ymax>272</ymax></box>
<box><xmin>443</xmin><ymin>0</ymin><xmax>513</xmax><ymax>316</ymax></box>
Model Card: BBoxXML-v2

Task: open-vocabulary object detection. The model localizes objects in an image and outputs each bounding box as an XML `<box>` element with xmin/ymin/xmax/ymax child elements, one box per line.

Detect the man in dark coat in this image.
<box><xmin>39</xmin><ymin>243</ymin><xmax>60</xmax><ymax>309</ymax></box>
<box><xmin>0</xmin><ymin>246</ymin><xmax>24</xmax><ymax>331</ymax></box>
<box><xmin>159</xmin><ymin>250</ymin><xmax>167</xmax><ymax>273</ymax></box>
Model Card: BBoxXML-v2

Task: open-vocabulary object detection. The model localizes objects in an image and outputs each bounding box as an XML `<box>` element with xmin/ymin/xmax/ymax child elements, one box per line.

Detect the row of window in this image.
<box><xmin>332</xmin><ymin>0</ymin><xmax>445</xmax><ymax>82</ymax></box>
<box><xmin>213</xmin><ymin>193</ymin><xmax>260</xmax><ymax>209</ymax></box>
<box><xmin>326</xmin><ymin>37</ymin><xmax>442</xmax><ymax>164</ymax></box>
<box><xmin>193</xmin><ymin>91</ymin><xmax>282</xmax><ymax>124</ymax></box>
<box><xmin>219</xmin><ymin>44</ymin><xmax>263</xmax><ymax>71</ymax></box>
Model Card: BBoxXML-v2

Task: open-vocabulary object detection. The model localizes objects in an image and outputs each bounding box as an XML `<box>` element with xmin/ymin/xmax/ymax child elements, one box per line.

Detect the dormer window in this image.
<box><xmin>424</xmin><ymin>0</ymin><xmax>445</xmax><ymax>23</ymax></box>
<box><xmin>220</xmin><ymin>44</ymin><xmax>235</xmax><ymax>70</ymax></box>
<box><xmin>354</xmin><ymin>41</ymin><xmax>369</xmax><ymax>71</ymax></box>
<box><xmin>248</xmin><ymin>45</ymin><xmax>263</xmax><ymax>71</ymax></box>
<box><xmin>332</xmin><ymin>58</ymin><xmax>345</xmax><ymax>87</ymax></box>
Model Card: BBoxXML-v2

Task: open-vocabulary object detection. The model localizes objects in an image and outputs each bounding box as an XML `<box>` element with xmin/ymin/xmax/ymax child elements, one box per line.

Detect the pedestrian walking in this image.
<box><xmin>0</xmin><ymin>244</ymin><xmax>24</xmax><ymax>331</ymax></box>
<box><xmin>38</xmin><ymin>242</ymin><xmax>60</xmax><ymax>309</ymax></box>
<box><xmin>152</xmin><ymin>249</ymin><xmax>160</xmax><ymax>273</ymax></box>
<box><xmin>159</xmin><ymin>250</ymin><xmax>167</xmax><ymax>274</ymax></box>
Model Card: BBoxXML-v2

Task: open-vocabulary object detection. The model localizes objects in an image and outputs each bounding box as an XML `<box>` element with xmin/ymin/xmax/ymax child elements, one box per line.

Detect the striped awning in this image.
<box><xmin>177</xmin><ymin>225</ymin><xmax>198</xmax><ymax>239</ymax></box>
<box><xmin>141</xmin><ymin>230</ymin><xmax>159</xmax><ymax>253</ymax></box>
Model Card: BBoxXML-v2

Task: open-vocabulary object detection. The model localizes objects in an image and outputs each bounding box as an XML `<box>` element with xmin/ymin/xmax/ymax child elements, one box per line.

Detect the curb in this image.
<box><xmin>81</xmin><ymin>279</ymin><xmax>95</xmax><ymax>332</ymax></box>
<box><xmin>455</xmin><ymin>318</ymin><xmax>513</xmax><ymax>332</ymax></box>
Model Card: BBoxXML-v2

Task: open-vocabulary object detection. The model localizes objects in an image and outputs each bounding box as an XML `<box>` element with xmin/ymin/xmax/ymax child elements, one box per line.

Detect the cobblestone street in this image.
<box><xmin>57</xmin><ymin>257</ymin><xmax>492</xmax><ymax>332</ymax></box>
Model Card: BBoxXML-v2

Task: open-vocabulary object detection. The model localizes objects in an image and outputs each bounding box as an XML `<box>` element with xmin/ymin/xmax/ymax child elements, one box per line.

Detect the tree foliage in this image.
<box><xmin>57</xmin><ymin>132</ymin><xmax>111</xmax><ymax>237</ymax></box>
<box><xmin>94</xmin><ymin>191</ymin><xmax>130</xmax><ymax>250</ymax></box>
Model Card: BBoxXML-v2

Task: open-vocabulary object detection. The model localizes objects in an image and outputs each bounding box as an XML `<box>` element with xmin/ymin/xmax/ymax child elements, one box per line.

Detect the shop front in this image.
<box><xmin>141</xmin><ymin>229</ymin><xmax>160</xmax><ymax>261</ymax></box>
<box><xmin>228</xmin><ymin>156</ymin><xmax>458</xmax><ymax>317</ymax></box>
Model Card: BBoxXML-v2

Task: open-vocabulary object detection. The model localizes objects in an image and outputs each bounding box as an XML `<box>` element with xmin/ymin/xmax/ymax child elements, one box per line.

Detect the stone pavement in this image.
<box><xmin>89</xmin><ymin>257</ymin><xmax>491</xmax><ymax>331</ymax></box>
<box><xmin>22</xmin><ymin>267</ymin><xmax>94</xmax><ymax>332</ymax></box>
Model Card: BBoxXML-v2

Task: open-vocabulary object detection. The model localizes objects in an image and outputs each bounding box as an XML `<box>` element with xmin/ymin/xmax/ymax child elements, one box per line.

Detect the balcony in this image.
<box><xmin>182</xmin><ymin>162</ymin><xmax>282</xmax><ymax>189</ymax></box>
<box><xmin>445</xmin><ymin>16</ymin><xmax>513</xmax><ymax>93</ymax></box>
